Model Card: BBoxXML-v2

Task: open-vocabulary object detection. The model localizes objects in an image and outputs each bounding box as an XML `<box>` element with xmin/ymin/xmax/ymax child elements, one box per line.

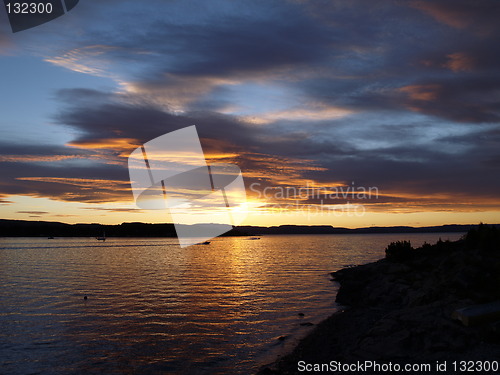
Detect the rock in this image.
<box><xmin>258</xmin><ymin>367</ymin><xmax>276</xmax><ymax>375</ymax></box>
<box><xmin>258</xmin><ymin>226</ymin><xmax>500</xmax><ymax>375</ymax></box>
<box><xmin>452</xmin><ymin>301</ymin><xmax>500</xmax><ymax>327</ymax></box>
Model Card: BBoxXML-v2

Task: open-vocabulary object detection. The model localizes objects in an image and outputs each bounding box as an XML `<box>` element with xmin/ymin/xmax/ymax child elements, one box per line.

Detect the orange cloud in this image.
<box><xmin>81</xmin><ymin>207</ymin><xmax>143</xmax><ymax>213</ymax></box>
<box><xmin>0</xmin><ymin>196</ymin><xmax>13</xmax><ymax>204</ymax></box>
<box><xmin>444</xmin><ymin>52</ymin><xmax>474</xmax><ymax>72</ymax></box>
<box><xmin>0</xmin><ymin>155</ymin><xmax>85</xmax><ymax>163</ymax></box>
<box><xmin>399</xmin><ymin>84</ymin><xmax>440</xmax><ymax>101</ymax></box>
<box><xmin>17</xmin><ymin>176</ymin><xmax>130</xmax><ymax>189</ymax></box>
<box><xmin>411</xmin><ymin>1</ymin><xmax>471</xmax><ymax>29</ymax></box>
<box><xmin>13</xmin><ymin>177</ymin><xmax>133</xmax><ymax>204</ymax></box>
<box><xmin>204</xmin><ymin>152</ymin><xmax>240</xmax><ymax>163</ymax></box>
<box><xmin>68</xmin><ymin>138</ymin><xmax>140</xmax><ymax>152</ymax></box>
<box><xmin>410</xmin><ymin>1</ymin><xmax>497</xmax><ymax>36</ymax></box>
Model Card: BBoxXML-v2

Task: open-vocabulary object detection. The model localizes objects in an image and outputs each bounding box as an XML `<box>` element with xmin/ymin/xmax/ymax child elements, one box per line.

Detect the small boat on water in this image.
<box><xmin>248</xmin><ymin>237</ymin><xmax>261</xmax><ymax>240</ymax></box>
<box><xmin>195</xmin><ymin>241</ymin><xmax>211</xmax><ymax>245</ymax></box>
<box><xmin>47</xmin><ymin>236</ymin><xmax>55</xmax><ymax>239</ymax></box>
<box><xmin>96</xmin><ymin>231</ymin><xmax>106</xmax><ymax>241</ymax></box>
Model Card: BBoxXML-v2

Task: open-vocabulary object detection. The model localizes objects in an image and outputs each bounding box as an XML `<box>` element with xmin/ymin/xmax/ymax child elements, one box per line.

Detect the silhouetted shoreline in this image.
<box><xmin>0</xmin><ymin>219</ymin><xmax>496</xmax><ymax>238</ymax></box>
<box><xmin>258</xmin><ymin>225</ymin><xmax>500</xmax><ymax>374</ymax></box>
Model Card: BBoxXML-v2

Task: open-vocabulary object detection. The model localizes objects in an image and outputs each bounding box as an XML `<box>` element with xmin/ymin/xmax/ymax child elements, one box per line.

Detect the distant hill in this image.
<box><xmin>0</xmin><ymin>219</ymin><xmax>497</xmax><ymax>237</ymax></box>
<box><xmin>0</xmin><ymin>220</ymin><xmax>176</xmax><ymax>237</ymax></box>
<box><xmin>237</xmin><ymin>224</ymin><xmax>498</xmax><ymax>235</ymax></box>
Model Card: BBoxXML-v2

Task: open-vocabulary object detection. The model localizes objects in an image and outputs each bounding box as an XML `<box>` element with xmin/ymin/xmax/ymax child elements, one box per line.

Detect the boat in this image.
<box><xmin>96</xmin><ymin>231</ymin><xmax>106</xmax><ymax>241</ymax></box>
<box><xmin>195</xmin><ymin>241</ymin><xmax>211</xmax><ymax>245</ymax></box>
<box><xmin>248</xmin><ymin>237</ymin><xmax>261</xmax><ymax>240</ymax></box>
<box><xmin>48</xmin><ymin>236</ymin><xmax>55</xmax><ymax>239</ymax></box>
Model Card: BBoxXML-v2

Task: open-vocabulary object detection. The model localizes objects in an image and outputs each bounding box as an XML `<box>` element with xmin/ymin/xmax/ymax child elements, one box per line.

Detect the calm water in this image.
<box><xmin>0</xmin><ymin>233</ymin><xmax>462</xmax><ymax>374</ymax></box>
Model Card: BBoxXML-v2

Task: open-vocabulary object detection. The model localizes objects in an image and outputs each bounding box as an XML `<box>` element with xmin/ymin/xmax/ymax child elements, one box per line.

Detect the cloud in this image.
<box><xmin>46</xmin><ymin>88</ymin><xmax>500</xmax><ymax>212</ymax></box>
<box><xmin>411</xmin><ymin>0</ymin><xmax>500</xmax><ymax>35</ymax></box>
<box><xmin>397</xmin><ymin>77</ymin><xmax>500</xmax><ymax>123</ymax></box>
<box><xmin>119</xmin><ymin>75</ymin><xmax>241</xmax><ymax>112</ymax></box>
<box><xmin>2</xmin><ymin>0</ymin><xmax>499</xmax><ymax>215</ymax></box>
<box><xmin>81</xmin><ymin>207</ymin><xmax>143</xmax><ymax>213</ymax></box>
<box><xmin>0</xmin><ymin>10</ymin><xmax>13</xmax><ymax>54</ymax></box>
<box><xmin>45</xmin><ymin>45</ymin><xmax>123</xmax><ymax>77</ymax></box>
<box><xmin>0</xmin><ymin>197</ymin><xmax>13</xmax><ymax>205</ymax></box>
<box><xmin>241</xmin><ymin>104</ymin><xmax>353</xmax><ymax>125</ymax></box>
<box><xmin>39</xmin><ymin>0</ymin><xmax>500</xmax><ymax>126</ymax></box>
<box><xmin>0</xmin><ymin>141</ymin><xmax>132</xmax><ymax>204</ymax></box>
<box><xmin>14</xmin><ymin>176</ymin><xmax>132</xmax><ymax>203</ymax></box>
<box><xmin>444</xmin><ymin>52</ymin><xmax>475</xmax><ymax>73</ymax></box>
<box><xmin>399</xmin><ymin>85</ymin><xmax>440</xmax><ymax>102</ymax></box>
<box><xmin>68</xmin><ymin>138</ymin><xmax>140</xmax><ymax>152</ymax></box>
<box><xmin>0</xmin><ymin>154</ymin><xmax>88</xmax><ymax>163</ymax></box>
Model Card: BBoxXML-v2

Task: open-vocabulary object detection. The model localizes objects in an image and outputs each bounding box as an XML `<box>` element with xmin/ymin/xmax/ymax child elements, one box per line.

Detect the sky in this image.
<box><xmin>0</xmin><ymin>0</ymin><xmax>499</xmax><ymax>228</ymax></box>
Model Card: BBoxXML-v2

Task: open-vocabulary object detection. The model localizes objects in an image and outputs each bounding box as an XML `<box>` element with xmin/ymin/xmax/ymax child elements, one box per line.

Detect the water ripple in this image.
<box><xmin>0</xmin><ymin>234</ymin><xmax>462</xmax><ymax>374</ymax></box>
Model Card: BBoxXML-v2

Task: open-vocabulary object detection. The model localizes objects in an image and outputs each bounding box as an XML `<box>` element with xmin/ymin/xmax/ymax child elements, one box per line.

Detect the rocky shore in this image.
<box><xmin>259</xmin><ymin>225</ymin><xmax>500</xmax><ymax>374</ymax></box>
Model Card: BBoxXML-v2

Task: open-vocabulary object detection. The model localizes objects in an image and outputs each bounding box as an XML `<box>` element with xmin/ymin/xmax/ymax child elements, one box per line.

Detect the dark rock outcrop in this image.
<box><xmin>259</xmin><ymin>225</ymin><xmax>500</xmax><ymax>374</ymax></box>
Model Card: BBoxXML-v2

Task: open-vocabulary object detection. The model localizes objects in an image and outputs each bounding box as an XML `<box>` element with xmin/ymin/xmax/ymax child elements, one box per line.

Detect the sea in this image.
<box><xmin>0</xmin><ymin>233</ymin><xmax>463</xmax><ymax>374</ymax></box>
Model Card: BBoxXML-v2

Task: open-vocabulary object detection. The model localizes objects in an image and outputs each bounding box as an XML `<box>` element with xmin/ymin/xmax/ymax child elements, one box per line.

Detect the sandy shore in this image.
<box><xmin>258</xmin><ymin>225</ymin><xmax>500</xmax><ymax>374</ymax></box>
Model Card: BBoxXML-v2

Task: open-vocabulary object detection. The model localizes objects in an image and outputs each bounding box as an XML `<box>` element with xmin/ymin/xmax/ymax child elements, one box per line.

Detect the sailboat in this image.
<box><xmin>96</xmin><ymin>231</ymin><xmax>106</xmax><ymax>241</ymax></box>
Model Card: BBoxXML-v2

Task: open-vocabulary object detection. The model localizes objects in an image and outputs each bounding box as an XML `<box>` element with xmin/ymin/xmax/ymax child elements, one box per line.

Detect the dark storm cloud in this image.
<box><xmin>399</xmin><ymin>76</ymin><xmax>500</xmax><ymax>123</ymax></box>
<box><xmin>308</xmin><ymin>145</ymin><xmax>499</xmax><ymax>199</ymax></box>
<box><xmin>305</xmin><ymin>73</ymin><xmax>500</xmax><ymax>123</ymax></box>
<box><xmin>47</xmin><ymin>0</ymin><xmax>500</xmax><ymax>123</ymax></box>
<box><xmin>278</xmin><ymin>1</ymin><xmax>500</xmax><ymax>124</ymax></box>
<box><xmin>148</xmin><ymin>12</ymin><xmax>332</xmax><ymax>77</ymax></box>
<box><xmin>80</xmin><ymin>0</ymin><xmax>336</xmax><ymax>79</ymax></box>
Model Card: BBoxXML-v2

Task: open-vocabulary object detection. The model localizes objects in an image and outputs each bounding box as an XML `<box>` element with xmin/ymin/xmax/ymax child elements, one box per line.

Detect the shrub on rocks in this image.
<box><xmin>385</xmin><ymin>240</ymin><xmax>413</xmax><ymax>261</ymax></box>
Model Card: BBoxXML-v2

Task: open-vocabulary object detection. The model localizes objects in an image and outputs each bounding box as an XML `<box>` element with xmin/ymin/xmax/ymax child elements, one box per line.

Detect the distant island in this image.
<box><xmin>0</xmin><ymin>219</ymin><xmax>498</xmax><ymax>237</ymax></box>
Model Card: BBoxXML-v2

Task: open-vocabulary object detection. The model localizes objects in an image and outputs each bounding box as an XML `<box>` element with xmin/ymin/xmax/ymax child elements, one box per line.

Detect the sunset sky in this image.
<box><xmin>0</xmin><ymin>0</ymin><xmax>499</xmax><ymax>228</ymax></box>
